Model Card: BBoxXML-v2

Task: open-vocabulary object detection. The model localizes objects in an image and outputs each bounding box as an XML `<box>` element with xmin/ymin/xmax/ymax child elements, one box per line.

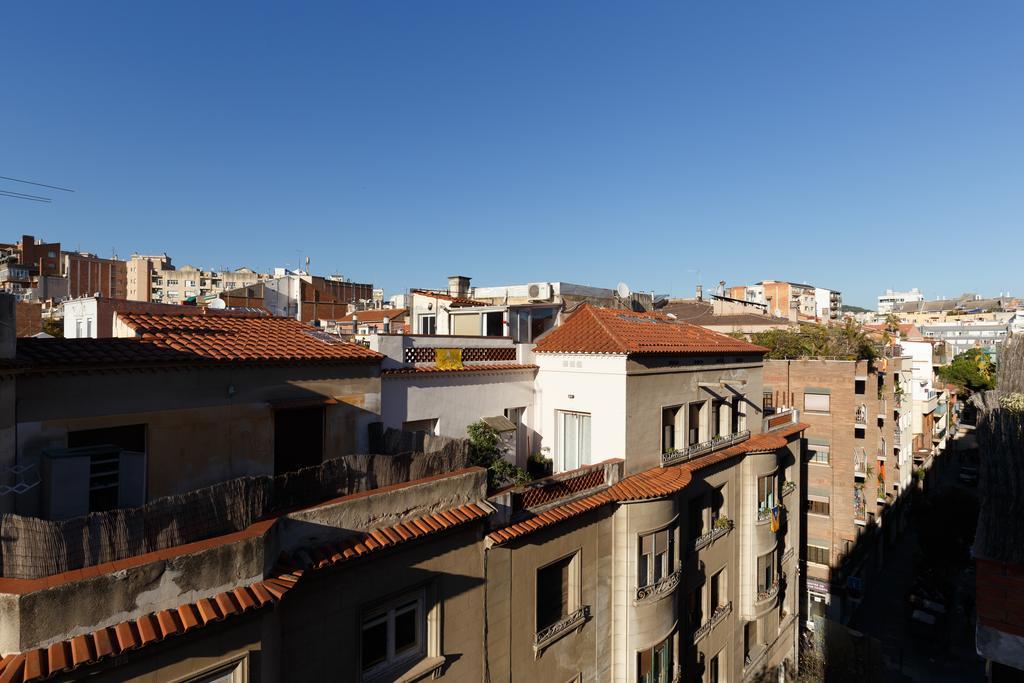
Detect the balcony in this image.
<box><xmin>762</xmin><ymin>408</ymin><xmax>799</xmax><ymax>433</ymax></box>
<box><xmin>854</xmin><ymin>404</ymin><xmax>868</xmax><ymax>428</ymax></box>
<box><xmin>635</xmin><ymin>569</ymin><xmax>681</xmax><ymax>604</ymax></box>
<box><xmin>534</xmin><ymin>605</ymin><xmax>591</xmax><ymax>653</ymax></box>
<box><xmin>694</xmin><ymin>601</ymin><xmax>732</xmax><ymax>643</ymax></box>
<box><xmin>693</xmin><ymin>518</ymin><xmax>733</xmax><ymax>551</ymax></box>
<box><xmin>662</xmin><ymin>430</ymin><xmax>750</xmax><ymax>467</ymax></box>
<box><xmin>756</xmin><ymin>578</ymin><xmax>782</xmax><ymax>604</ymax></box>
<box><xmin>853</xmin><ymin>448</ymin><xmax>868</xmax><ymax>478</ymax></box>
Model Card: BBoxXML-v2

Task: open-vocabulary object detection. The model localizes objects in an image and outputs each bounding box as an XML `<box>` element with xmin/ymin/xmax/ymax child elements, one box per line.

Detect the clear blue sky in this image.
<box><xmin>2</xmin><ymin>2</ymin><xmax>1022</xmax><ymax>307</ymax></box>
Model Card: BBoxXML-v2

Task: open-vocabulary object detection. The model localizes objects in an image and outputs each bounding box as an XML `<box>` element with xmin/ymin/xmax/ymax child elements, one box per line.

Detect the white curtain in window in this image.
<box><xmin>560</xmin><ymin>412</ymin><xmax>591</xmax><ymax>471</ymax></box>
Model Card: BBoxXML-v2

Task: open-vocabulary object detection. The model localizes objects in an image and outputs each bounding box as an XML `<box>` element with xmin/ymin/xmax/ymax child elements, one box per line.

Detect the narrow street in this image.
<box><xmin>849</xmin><ymin>434</ymin><xmax>985</xmax><ymax>682</ymax></box>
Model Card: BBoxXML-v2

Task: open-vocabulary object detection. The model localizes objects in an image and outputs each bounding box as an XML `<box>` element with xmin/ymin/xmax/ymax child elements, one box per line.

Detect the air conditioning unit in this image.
<box><xmin>527</xmin><ymin>282</ymin><xmax>552</xmax><ymax>301</ymax></box>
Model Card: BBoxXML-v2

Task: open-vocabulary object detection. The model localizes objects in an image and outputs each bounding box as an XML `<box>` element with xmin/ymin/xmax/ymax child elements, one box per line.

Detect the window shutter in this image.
<box><xmin>42</xmin><ymin>449</ymin><xmax>91</xmax><ymax>520</ymax></box>
<box><xmin>118</xmin><ymin>450</ymin><xmax>147</xmax><ymax>508</ymax></box>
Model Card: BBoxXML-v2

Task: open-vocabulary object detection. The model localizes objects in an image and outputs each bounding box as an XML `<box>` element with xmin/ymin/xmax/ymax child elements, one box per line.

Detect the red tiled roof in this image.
<box><xmin>0</xmin><ymin>502</ymin><xmax>491</xmax><ymax>682</ymax></box>
<box><xmin>117</xmin><ymin>312</ymin><xmax>383</xmax><ymax>362</ymax></box>
<box><xmin>533</xmin><ymin>305</ymin><xmax>768</xmax><ymax>356</ymax></box>
<box><xmin>338</xmin><ymin>308</ymin><xmax>408</xmax><ymax>323</ymax></box>
<box><xmin>382</xmin><ymin>364</ymin><xmax>537</xmax><ymax>376</ymax></box>
<box><xmin>409</xmin><ymin>289</ymin><xmax>489</xmax><ymax>307</ymax></box>
<box><xmin>487</xmin><ymin>424</ymin><xmax>807</xmax><ymax>545</ymax></box>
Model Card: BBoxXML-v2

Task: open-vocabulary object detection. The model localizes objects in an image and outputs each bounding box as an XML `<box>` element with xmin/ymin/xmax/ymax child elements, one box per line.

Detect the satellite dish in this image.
<box><xmin>617</xmin><ymin>282</ymin><xmax>631</xmax><ymax>299</ymax></box>
<box><xmin>208</xmin><ymin>298</ymin><xmax>227</xmax><ymax>310</ymax></box>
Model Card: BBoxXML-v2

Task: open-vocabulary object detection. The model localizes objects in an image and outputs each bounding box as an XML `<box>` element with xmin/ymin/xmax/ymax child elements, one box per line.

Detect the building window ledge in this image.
<box><xmin>394</xmin><ymin>656</ymin><xmax>447</xmax><ymax>683</ymax></box>
<box><xmin>694</xmin><ymin>601</ymin><xmax>732</xmax><ymax>643</ymax></box>
<box><xmin>635</xmin><ymin>569</ymin><xmax>682</xmax><ymax>604</ymax></box>
<box><xmin>534</xmin><ymin>606</ymin><xmax>591</xmax><ymax>656</ymax></box>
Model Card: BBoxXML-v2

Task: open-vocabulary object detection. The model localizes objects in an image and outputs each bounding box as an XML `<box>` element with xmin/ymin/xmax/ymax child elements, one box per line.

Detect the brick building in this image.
<box><xmin>763</xmin><ymin>355</ymin><xmax>914</xmax><ymax>627</ymax></box>
<box><xmin>62</xmin><ymin>252</ymin><xmax>128</xmax><ymax>299</ymax></box>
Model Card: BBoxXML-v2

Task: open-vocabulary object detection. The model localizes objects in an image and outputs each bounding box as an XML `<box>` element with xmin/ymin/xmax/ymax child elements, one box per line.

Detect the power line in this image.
<box><xmin>0</xmin><ymin>190</ymin><xmax>52</xmax><ymax>203</ymax></box>
<box><xmin>0</xmin><ymin>175</ymin><xmax>75</xmax><ymax>193</ymax></box>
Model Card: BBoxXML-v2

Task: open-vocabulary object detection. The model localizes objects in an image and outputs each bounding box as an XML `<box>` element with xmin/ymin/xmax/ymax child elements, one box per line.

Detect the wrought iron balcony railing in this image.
<box><xmin>694</xmin><ymin>601</ymin><xmax>732</xmax><ymax>643</ymax></box>
<box><xmin>534</xmin><ymin>605</ymin><xmax>591</xmax><ymax>652</ymax></box>
<box><xmin>635</xmin><ymin>569</ymin><xmax>681</xmax><ymax>603</ymax></box>
<box><xmin>693</xmin><ymin>518</ymin><xmax>733</xmax><ymax>551</ymax></box>
<box><xmin>662</xmin><ymin>430</ymin><xmax>750</xmax><ymax>467</ymax></box>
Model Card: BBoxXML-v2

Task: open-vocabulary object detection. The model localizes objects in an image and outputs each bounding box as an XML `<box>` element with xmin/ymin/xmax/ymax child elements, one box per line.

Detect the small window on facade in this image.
<box><xmin>638</xmin><ymin>526</ymin><xmax>674</xmax><ymax>588</ymax></box>
<box><xmin>807</xmin><ymin>498</ymin><xmax>830</xmax><ymax>516</ymax></box>
<box><xmin>762</xmin><ymin>392</ymin><xmax>775</xmax><ymax>414</ymax></box>
<box><xmin>807</xmin><ymin>544</ymin><xmax>830</xmax><ymax>565</ymax></box>
<box><xmin>708</xmin><ymin>651</ymin><xmax>722</xmax><ymax>683</ymax></box>
<box><xmin>807</xmin><ymin>445</ymin><xmax>830</xmax><ymax>465</ymax></box>
<box><xmin>855</xmin><ymin>379</ymin><xmax>866</xmax><ymax>395</ymax></box>
<box><xmin>536</xmin><ymin>553</ymin><xmax>580</xmax><ymax>633</ymax></box>
<box><xmin>418</xmin><ymin>314</ymin><xmax>436</xmax><ymax>335</ymax></box>
<box><xmin>756</xmin><ymin>551</ymin><xmax>776</xmax><ymax>592</ymax></box>
<box><xmin>710</xmin><ymin>568</ymin><xmax>726</xmax><ymax>611</ymax></box>
<box><xmin>804</xmin><ymin>392</ymin><xmax>830</xmax><ymax>413</ymax></box>
<box><xmin>558</xmin><ymin>411</ymin><xmax>591</xmax><ymax>471</ymax></box>
<box><xmin>757</xmin><ymin>474</ymin><xmax>776</xmax><ymax>516</ymax></box>
<box><xmin>360</xmin><ymin>591</ymin><xmax>426</xmax><ymax>678</ymax></box>
<box><xmin>637</xmin><ymin>635</ymin><xmax>672</xmax><ymax>683</ymax></box>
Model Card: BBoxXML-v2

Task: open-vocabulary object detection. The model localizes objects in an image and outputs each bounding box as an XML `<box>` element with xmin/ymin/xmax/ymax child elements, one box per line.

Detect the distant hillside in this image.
<box><xmin>843</xmin><ymin>305</ymin><xmax>872</xmax><ymax>314</ymax></box>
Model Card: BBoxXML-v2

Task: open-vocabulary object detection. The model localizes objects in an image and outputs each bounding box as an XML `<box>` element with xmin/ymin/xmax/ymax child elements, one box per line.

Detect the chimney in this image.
<box><xmin>695</xmin><ymin>284</ymin><xmax>703</xmax><ymax>301</ymax></box>
<box><xmin>383</xmin><ymin>316</ymin><xmax>391</xmax><ymax>334</ymax></box>
<box><xmin>448</xmin><ymin>275</ymin><xmax>471</xmax><ymax>299</ymax></box>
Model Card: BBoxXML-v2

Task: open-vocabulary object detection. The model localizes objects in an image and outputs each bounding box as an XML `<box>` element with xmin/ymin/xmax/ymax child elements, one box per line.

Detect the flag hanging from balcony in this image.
<box><xmin>770</xmin><ymin>506</ymin><xmax>781</xmax><ymax>533</ymax></box>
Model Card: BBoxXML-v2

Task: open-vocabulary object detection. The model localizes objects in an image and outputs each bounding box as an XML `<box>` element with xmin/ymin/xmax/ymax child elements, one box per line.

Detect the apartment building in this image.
<box><xmin>408</xmin><ymin>275</ymin><xmax>653</xmax><ymax>342</ymax></box>
<box><xmin>728</xmin><ymin>281</ymin><xmax>841</xmax><ymax>322</ymax></box>
<box><xmin>508</xmin><ymin>305</ymin><xmax>807</xmax><ymax>682</ymax></box>
<box><xmin>126</xmin><ymin>253</ymin><xmax>264</xmax><ymax>304</ymax></box>
<box><xmin>1</xmin><ymin>305</ymin><xmax>382</xmax><ymax>517</ymax></box>
<box><xmin>220</xmin><ymin>272</ymin><xmax>374</xmax><ymax>323</ymax></box>
<box><xmin>62</xmin><ymin>251</ymin><xmax>127</xmax><ymax>299</ymax></box>
<box><xmin>763</xmin><ymin>353</ymin><xmax>915</xmax><ymax>627</ymax></box>
<box><xmin>877</xmin><ymin>288</ymin><xmax>924</xmax><ymax>315</ymax></box>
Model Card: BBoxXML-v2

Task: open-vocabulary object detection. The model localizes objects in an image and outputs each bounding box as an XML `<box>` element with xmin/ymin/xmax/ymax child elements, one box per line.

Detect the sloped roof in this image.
<box><xmin>0</xmin><ymin>502</ymin><xmax>491</xmax><ymax>682</ymax></box>
<box><xmin>117</xmin><ymin>312</ymin><xmax>382</xmax><ymax>362</ymax></box>
<box><xmin>533</xmin><ymin>304</ymin><xmax>767</xmax><ymax>355</ymax></box>
<box><xmin>409</xmin><ymin>289</ymin><xmax>489</xmax><ymax>307</ymax></box>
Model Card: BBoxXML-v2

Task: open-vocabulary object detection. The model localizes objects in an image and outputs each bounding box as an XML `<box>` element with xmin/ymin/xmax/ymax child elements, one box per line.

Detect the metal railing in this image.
<box><xmin>534</xmin><ymin>605</ymin><xmax>591</xmax><ymax>651</ymax></box>
<box><xmin>635</xmin><ymin>569</ymin><xmax>681</xmax><ymax>603</ymax></box>
<box><xmin>781</xmin><ymin>480</ymin><xmax>796</xmax><ymax>497</ymax></box>
<box><xmin>694</xmin><ymin>601</ymin><xmax>732</xmax><ymax>643</ymax></box>
<box><xmin>662</xmin><ymin>430</ymin><xmax>750</xmax><ymax>467</ymax></box>
<box><xmin>693</xmin><ymin>518</ymin><xmax>733</xmax><ymax>551</ymax></box>
<box><xmin>756</xmin><ymin>578</ymin><xmax>781</xmax><ymax>603</ymax></box>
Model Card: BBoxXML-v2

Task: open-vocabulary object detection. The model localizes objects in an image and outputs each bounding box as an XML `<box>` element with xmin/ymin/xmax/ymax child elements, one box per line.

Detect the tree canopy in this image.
<box><xmin>937</xmin><ymin>348</ymin><xmax>996</xmax><ymax>394</ymax></box>
<box><xmin>733</xmin><ymin>321</ymin><xmax>882</xmax><ymax>361</ymax></box>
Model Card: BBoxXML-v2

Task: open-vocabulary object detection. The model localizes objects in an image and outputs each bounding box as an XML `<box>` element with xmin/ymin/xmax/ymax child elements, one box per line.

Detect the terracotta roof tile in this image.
<box><xmin>533</xmin><ymin>304</ymin><xmax>767</xmax><ymax>356</ymax></box>
<box><xmin>12</xmin><ymin>312</ymin><xmax>381</xmax><ymax>372</ymax></box>
<box><xmin>0</xmin><ymin>501</ymin><xmax>492</xmax><ymax>682</ymax></box>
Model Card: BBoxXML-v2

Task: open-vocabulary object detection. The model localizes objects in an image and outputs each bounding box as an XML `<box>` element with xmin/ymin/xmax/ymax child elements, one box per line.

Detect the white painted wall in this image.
<box><xmin>62</xmin><ymin>298</ymin><xmax>99</xmax><ymax>338</ymax></box>
<box><xmin>381</xmin><ymin>370</ymin><xmax>537</xmax><ymax>457</ymax></box>
<box><xmin>535</xmin><ymin>353</ymin><xmax>628</xmax><ymax>472</ymax></box>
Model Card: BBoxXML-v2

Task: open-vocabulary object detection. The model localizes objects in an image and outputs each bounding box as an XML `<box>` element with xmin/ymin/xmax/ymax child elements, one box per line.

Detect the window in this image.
<box><xmin>166</xmin><ymin>279</ymin><xmax>179</xmax><ymax>285</ymax></box>
<box><xmin>67</xmin><ymin>424</ymin><xmax>147</xmax><ymax>513</ymax></box>
<box><xmin>184</xmin><ymin>659</ymin><xmax>246</xmax><ymax>683</ymax></box>
<box><xmin>639</xmin><ymin>526</ymin><xmax>674</xmax><ymax>587</ymax></box>
<box><xmin>762</xmin><ymin>392</ymin><xmax>774</xmax><ymax>414</ymax></box>
<box><xmin>756</xmin><ymin>552</ymin><xmax>776</xmax><ymax>592</ymax></box>
<box><xmin>808</xmin><ymin>444</ymin><xmax>830</xmax><ymax>465</ymax></box>
<box><xmin>510</xmin><ymin>306</ymin><xmax>557</xmax><ymax>343</ymax></box>
<box><xmin>757</xmin><ymin>474</ymin><xmax>776</xmax><ymax>515</ymax></box>
<box><xmin>637</xmin><ymin>636</ymin><xmax>673</xmax><ymax>683</ymax></box>
<box><xmin>536</xmin><ymin>553</ymin><xmax>580</xmax><ymax>633</ymax></box>
<box><xmin>710</xmin><ymin>484</ymin><xmax>727</xmax><ymax>525</ymax></box>
<box><xmin>732</xmin><ymin>396</ymin><xmax>747</xmax><ymax>433</ymax></box>
<box><xmin>662</xmin><ymin>405</ymin><xmax>682</xmax><ymax>452</ymax></box>
<box><xmin>418</xmin><ymin>314</ymin><xmax>436</xmax><ymax>335</ymax></box>
<box><xmin>690</xmin><ymin>585</ymin><xmax>703</xmax><ymax>627</ymax></box>
<box><xmin>484</xmin><ymin>311</ymin><xmax>503</xmax><ymax>336</ymax></box>
<box><xmin>402</xmin><ymin>418</ymin><xmax>438</xmax><ymax>436</ymax></box>
<box><xmin>707</xmin><ymin>651</ymin><xmax>722</xmax><ymax>683</ymax></box>
<box><xmin>804</xmin><ymin>392</ymin><xmax>830</xmax><ymax>413</ymax></box>
<box><xmin>361</xmin><ymin>591</ymin><xmax>426</xmax><ymax>678</ymax></box>
<box><xmin>855</xmin><ymin>379</ymin><xmax>866</xmax><ymax>395</ymax></box>
<box><xmin>687</xmin><ymin>402</ymin><xmax>704</xmax><ymax>446</ymax></box>
<box><xmin>710</xmin><ymin>568</ymin><xmax>726</xmax><ymax>611</ymax></box>
<box><xmin>807</xmin><ymin>544</ymin><xmax>830</xmax><ymax>566</ymax></box>
<box><xmin>558</xmin><ymin>411</ymin><xmax>591</xmax><ymax>471</ymax></box>
<box><xmin>185</xmin><ymin>279</ymin><xmax>196</xmax><ymax>287</ymax></box>
<box><xmin>807</xmin><ymin>498</ymin><xmax>830</xmax><ymax>516</ymax></box>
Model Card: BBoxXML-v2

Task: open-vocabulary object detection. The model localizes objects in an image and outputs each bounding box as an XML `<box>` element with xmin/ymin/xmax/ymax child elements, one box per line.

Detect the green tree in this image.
<box><xmin>466</xmin><ymin>420</ymin><xmax>530</xmax><ymax>489</ymax></box>
<box><xmin>746</xmin><ymin>323</ymin><xmax>881</xmax><ymax>361</ymax></box>
<box><xmin>938</xmin><ymin>348</ymin><xmax>996</xmax><ymax>394</ymax></box>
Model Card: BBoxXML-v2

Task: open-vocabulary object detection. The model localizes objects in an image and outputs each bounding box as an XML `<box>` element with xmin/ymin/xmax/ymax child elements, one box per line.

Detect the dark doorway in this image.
<box><xmin>274</xmin><ymin>406</ymin><xmax>325</xmax><ymax>475</ymax></box>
